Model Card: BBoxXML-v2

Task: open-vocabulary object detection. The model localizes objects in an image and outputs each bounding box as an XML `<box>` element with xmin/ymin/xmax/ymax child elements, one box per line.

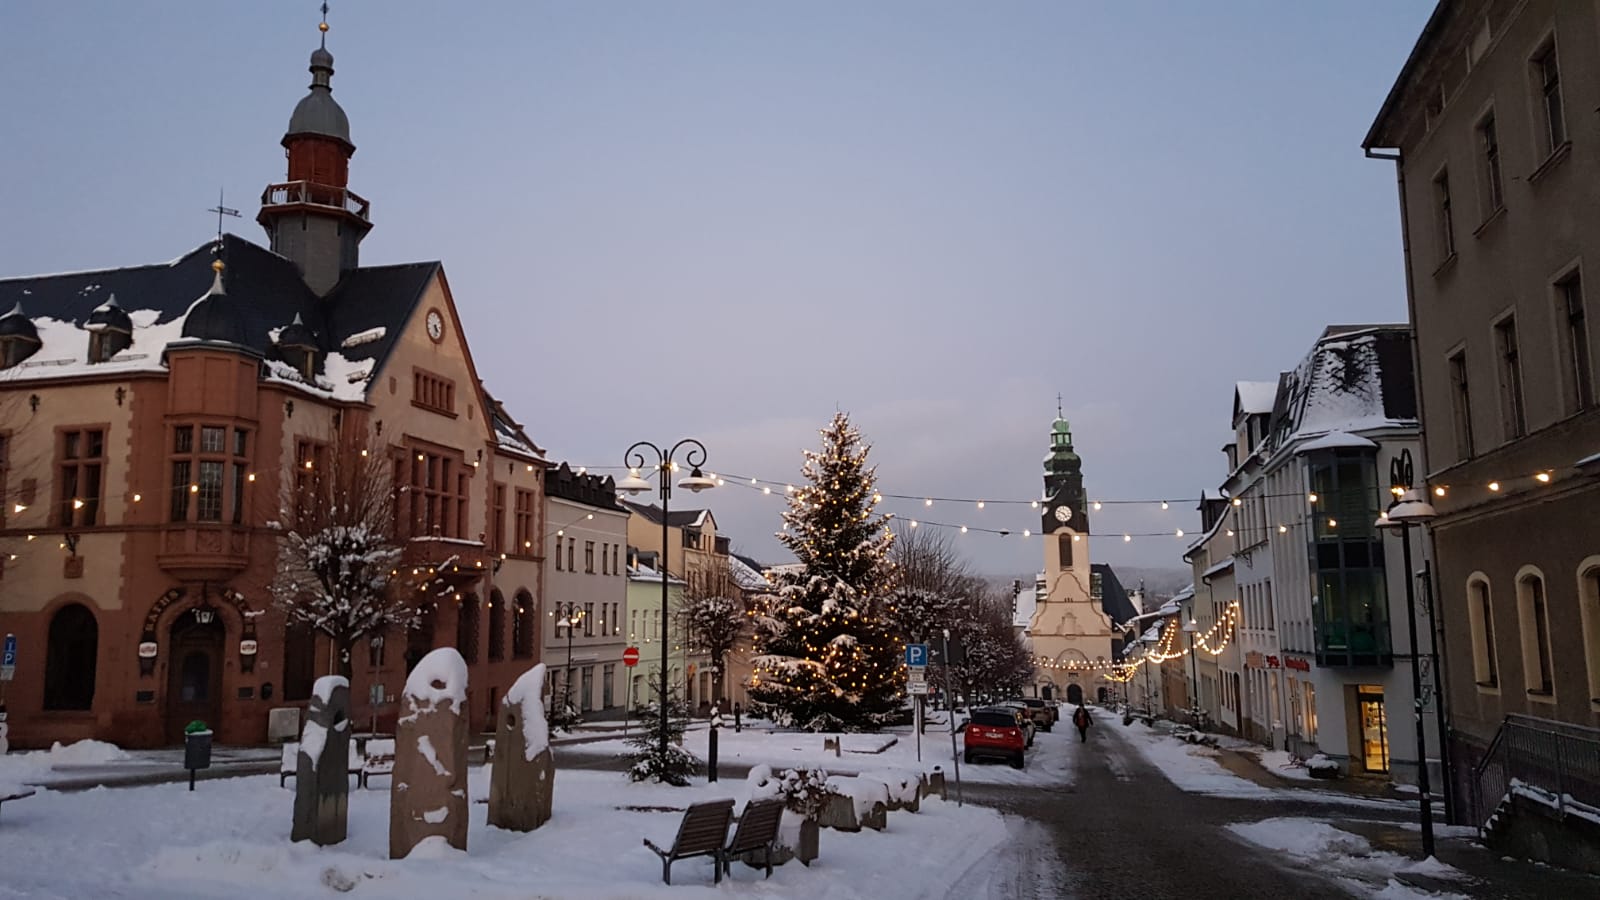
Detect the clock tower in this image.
<box><xmin>1025</xmin><ymin>413</ymin><xmax>1114</xmax><ymax>703</ymax></box>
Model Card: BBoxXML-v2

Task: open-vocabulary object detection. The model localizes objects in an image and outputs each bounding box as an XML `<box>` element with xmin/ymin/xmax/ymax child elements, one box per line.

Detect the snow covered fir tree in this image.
<box><xmin>747</xmin><ymin>413</ymin><xmax>903</xmax><ymax>731</ymax></box>
<box><xmin>625</xmin><ymin>677</ymin><xmax>700</xmax><ymax>786</ymax></box>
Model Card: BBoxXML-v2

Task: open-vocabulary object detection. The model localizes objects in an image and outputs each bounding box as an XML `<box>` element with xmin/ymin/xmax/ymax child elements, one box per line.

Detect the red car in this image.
<box><xmin>963</xmin><ymin>707</ymin><xmax>1027</xmax><ymax>769</ymax></box>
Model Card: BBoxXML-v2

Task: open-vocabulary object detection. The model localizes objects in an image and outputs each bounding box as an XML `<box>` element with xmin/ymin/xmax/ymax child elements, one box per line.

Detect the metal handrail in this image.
<box><xmin>1471</xmin><ymin>713</ymin><xmax>1600</xmax><ymax>828</ymax></box>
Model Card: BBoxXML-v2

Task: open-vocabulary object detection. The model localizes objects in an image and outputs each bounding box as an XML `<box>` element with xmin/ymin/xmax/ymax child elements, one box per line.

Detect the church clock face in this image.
<box><xmin>1054</xmin><ymin>505</ymin><xmax>1073</xmax><ymax>523</ymax></box>
<box><xmin>426</xmin><ymin>309</ymin><xmax>445</xmax><ymax>343</ymax></box>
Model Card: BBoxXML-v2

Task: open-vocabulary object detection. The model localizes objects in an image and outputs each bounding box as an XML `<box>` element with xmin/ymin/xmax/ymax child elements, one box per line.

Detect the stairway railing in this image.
<box><xmin>1471</xmin><ymin>714</ymin><xmax>1600</xmax><ymax>828</ymax></box>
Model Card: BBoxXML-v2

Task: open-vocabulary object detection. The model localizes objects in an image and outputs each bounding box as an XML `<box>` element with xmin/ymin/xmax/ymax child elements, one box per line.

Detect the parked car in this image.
<box><xmin>1014</xmin><ymin>697</ymin><xmax>1056</xmax><ymax>731</ymax></box>
<box><xmin>963</xmin><ymin>707</ymin><xmax>1027</xmax><ymax>769</ymax></box>
<box><xmin>995</xmin><ymin>702</ymin><xmax>1036</xmax><ymax>746</ymax></box>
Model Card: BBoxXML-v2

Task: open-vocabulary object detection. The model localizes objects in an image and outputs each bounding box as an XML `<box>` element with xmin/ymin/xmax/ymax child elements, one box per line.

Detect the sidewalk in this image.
<box><xmin>1212</xmin><ymin>741</ymin><xmax>1411</xmax><ymax>802</ymax></box>
<box><xmin>1336</xmin><ymin>818</ymin><xmax>1600</xmax><ymax>899</ymax></box>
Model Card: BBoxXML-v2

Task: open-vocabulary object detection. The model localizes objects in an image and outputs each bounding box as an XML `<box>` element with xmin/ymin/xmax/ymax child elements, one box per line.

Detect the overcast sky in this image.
<box><xmin>0</xmin><ymin>2</ymin><xmax>1432</xmax><ymax>578</ymax></box>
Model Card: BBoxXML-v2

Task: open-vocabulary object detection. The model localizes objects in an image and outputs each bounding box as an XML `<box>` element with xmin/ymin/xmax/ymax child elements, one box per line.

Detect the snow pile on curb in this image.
<box><xmin>0</xmin><ymin>739</ymin><xmax>131</xmax><ymax>789</ymax></box>
<box><xmin>1229</xmin><ymin>817</ymin><xmax>1469</xmax><ymax>899</ymax></box>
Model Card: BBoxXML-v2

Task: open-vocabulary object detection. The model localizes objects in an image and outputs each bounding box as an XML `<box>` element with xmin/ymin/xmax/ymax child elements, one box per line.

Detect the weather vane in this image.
<box><xmin>320</xmin><ymin>2</ymin><xmax>330</xmax><ymax>48</ymax></box>
<box><xmin>1057</xmin><ymin>392</ymin><xmax>1063</xmax><ymax>418</ymax></box>
<box><xmin>206</xmin><ymin>188</ymin><xmax>240</xmax><ymax>260</ymax></box>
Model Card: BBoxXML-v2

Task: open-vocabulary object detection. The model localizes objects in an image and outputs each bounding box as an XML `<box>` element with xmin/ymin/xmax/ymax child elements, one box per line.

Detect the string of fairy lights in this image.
<box><xmin>1027</xmin><ymin>602</ymin><xmax>1244</xmax><ymax>680</ymax></box>
<box><xmin>560</xmin><ymin>457</ymin><xmax>1586</xmax><ymax>546</ymax></box>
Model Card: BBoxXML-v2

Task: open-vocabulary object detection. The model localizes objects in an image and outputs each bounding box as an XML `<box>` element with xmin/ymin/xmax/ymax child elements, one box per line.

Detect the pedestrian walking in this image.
<box><xmin>1073</xmin><ymin>703</ymin><xmax>1092</xmax><ymax>742</ymax></box>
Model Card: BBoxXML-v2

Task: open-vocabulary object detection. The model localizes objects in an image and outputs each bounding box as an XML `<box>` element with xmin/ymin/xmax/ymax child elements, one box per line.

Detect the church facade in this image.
<box><xmin>1025</xmin><ymin>417</ymin><xmax>1116</xmax><ymax>704</ymax></box>
<box><xmin>0</xmin><ymin>28</ymin><xmax>552</xmax><ymax>747</ymax></box>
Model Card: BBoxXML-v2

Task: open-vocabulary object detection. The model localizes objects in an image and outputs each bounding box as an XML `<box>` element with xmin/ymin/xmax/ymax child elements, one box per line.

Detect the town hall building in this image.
<box><xmin>0</xmin><ymin>24</ymin><xmax>551</xmax><ymax>747</ymax></box>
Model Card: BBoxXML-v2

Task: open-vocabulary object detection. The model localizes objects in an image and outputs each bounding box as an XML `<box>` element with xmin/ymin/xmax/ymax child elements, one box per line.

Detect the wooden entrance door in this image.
<box><xmin>166</xmin><ymin>613</ymin><xmax>225</xmax><ymax>743</ymax></box>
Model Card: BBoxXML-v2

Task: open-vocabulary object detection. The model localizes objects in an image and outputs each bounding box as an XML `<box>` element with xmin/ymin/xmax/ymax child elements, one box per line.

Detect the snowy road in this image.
<box><xmin>953</xmin><ymin>722</ymin><xmax>1392</xmax><ymax>899</ymax></box>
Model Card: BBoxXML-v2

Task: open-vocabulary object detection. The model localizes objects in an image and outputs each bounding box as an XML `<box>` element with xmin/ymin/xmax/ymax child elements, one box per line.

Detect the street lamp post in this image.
<box><xmin>1378</xmin><ymin>483</ymin><xmax>1439</xmax><ymax>859</ymax></box>
<box><xmin>615</xmin><ymin>440</ymin><xmax>715</xmax><ymax>762</ymax></box>
<box><xmin>554</xmin><ymin>601</ymin><xmax>584</xmax><ymax>718</ymax></box>
<box><xmin>1182</xmin><ymin>617</ymin><xmax>1200</xmax><ymax>721</ymax></box>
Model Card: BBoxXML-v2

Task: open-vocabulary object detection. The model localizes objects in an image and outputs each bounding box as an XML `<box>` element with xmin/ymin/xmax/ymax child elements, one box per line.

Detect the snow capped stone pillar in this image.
<box><xmin>487</xmin><ymin>663</ymin><xmax>555</xmax><ymax>832</ymax></box>
<box><xmin>292</xmin><ymin>675</ymin><xmax>351</xmax><ymax>846</ymax></box>
<box><xmin>389</xmin><ymin>648</ymin><xmax>469</xmax><ymax>859</ymax></box>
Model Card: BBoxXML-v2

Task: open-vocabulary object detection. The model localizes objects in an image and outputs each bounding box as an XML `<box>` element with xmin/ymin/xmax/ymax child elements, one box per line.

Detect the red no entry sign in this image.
<box><xmin>622</xmin><ymin>646</ymin><xmax>640</xmax><ymax>667</ymax></box>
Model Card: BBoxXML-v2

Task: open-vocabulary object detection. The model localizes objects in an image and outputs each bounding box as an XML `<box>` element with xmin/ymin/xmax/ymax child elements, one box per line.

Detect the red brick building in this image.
<box><xmin>0</xmin><ymin>34</ymin><xmax>548</xmax><ymax>748</ymax></box>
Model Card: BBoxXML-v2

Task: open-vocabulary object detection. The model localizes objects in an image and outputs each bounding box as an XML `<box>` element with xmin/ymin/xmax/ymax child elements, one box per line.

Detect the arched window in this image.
<box><xmin>1466</xmin><ymin>574</ymin><xmax>1497</xmax><ymax>687</ymax></box>
<box><xmin>513</xmin><ymin>591</ymin><xmax>534</xmax><ymax>659</ymax></box>
<box><xmin>44</xmin><ymin>603</ymin><xmax>98</xmax><ymax>710</ymax></box>
<box><xmin>456</xmin><ymin>595</ymin><xmax>480</xmax><ymax>664</ymax></box>
<box><xmin>1578</xmin><ymin>559</ymin><xmax>1600</xmax><ymax>706</ymax></box>
<box><xmin>1516</xmin><ymin>569</ymin><xmax>1554</xmax><ymax>697</ymax></box>
<box><xmin>487</xmin><ymin>590</ymin><xmax>506</xmax><ymax>662</ymax></box>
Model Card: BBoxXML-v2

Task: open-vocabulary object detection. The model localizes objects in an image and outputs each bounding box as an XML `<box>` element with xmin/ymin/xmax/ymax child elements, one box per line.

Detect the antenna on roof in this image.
<box><xmin>207</xmin><ymin>188</ymin><xmax>241</xmax><ymax>256</ymax></box>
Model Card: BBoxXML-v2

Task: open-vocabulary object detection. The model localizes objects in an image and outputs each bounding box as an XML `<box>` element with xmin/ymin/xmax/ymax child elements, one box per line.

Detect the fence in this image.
<box><xmin>1470</xmin><ymin>714</ymin><xmax>1600</xmax><ymax>828</ymax></box>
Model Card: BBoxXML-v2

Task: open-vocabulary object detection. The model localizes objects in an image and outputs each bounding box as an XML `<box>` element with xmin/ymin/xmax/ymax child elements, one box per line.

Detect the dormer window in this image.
<box><xmin>0</xmin><ymin>302</ymin><xmax>42</xmax><ymax>369</ymax></box>
<box><xmin>86</xmin><ymin>294</ymin><xmax>134</xmax><ymax>363</ymax></box>
<box><xmin>274</xmin><ymin>313</ymin><xmax>319</xmax><ymax>381</ymax></box>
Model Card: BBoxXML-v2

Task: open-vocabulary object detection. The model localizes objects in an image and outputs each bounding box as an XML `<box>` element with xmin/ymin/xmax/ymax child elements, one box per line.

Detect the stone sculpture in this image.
<box><xmin>487</xmin><ymin>663</ymin><xmax>555</xmax><ymax>832</ymax></box>
<box><xmin>389</xmin><ymin>647</ymin><xmax>469</xmax><ymax>859</ymax></box>
<box><xmin>292</xmin><ymin>675</ymin><xmax>350</xmax><ymax>846</ymax></box>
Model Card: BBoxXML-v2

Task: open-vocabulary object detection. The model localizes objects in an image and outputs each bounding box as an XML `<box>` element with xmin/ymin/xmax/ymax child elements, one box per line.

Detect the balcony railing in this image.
<box><xmin>1471</xmin><ymin>714</ymin><xmax>1600</xmax><ymax>830</ymax></box>
<box><xmin>260</xmin><ymin>181</ymin><xmax>371</xmax><ymax>221</ymax></box>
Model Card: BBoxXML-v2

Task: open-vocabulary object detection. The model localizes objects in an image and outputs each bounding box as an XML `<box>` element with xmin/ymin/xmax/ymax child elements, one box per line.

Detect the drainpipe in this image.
<box><xmin>1367</xmin><ymin>144</ymin><xmax>1457</xmax><ymax>820</ymax></box>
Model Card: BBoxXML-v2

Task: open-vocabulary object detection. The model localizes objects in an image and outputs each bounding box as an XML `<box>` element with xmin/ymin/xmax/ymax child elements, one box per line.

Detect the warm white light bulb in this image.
<box><xmin>1123</xmin><ymin>534</ymin><xmax>1131</xmax><ymax>542</ymax></box>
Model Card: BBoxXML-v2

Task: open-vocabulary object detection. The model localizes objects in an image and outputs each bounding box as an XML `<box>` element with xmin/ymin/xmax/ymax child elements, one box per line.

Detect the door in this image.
<box><xmin>1066</xmin><ymin>683</ymin><xmax>1083</xmax><ymax>705</ymax></box>
<box><xmin>1358</xmin><ymin>688</ymin><xmax>1389</xmax><ymax>773</ymax></box>
<box><xmin>166</xmin><ymin>613</ymin><xmax>225</xmax><ymax>743</ymax></box>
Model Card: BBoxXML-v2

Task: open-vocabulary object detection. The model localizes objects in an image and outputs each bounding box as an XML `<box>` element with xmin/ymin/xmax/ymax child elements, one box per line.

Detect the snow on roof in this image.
<box><xmin>628</xmin><ymin>562</ymin><xmax>685</xmax><ymax>586</ymax></box>
<box><xmin>1294</xmin><ymin>431</ymin><xmax>1379</xmax><ymax>454</ymax></box>
<box><xmin>1201</xmin><ymin>558</ymin><xmax>1234</xmax><ymax>580</ymax></box>
<box><xmin>339</xmin><ymin>326</ymin><xmax>386</xmax><ymax>348</ymax></box>
<box><xmin>1170</xmin><ymin>585</ymin><xmax>1195</xmax><ymax>605</ymax></box>
<box><xmin>1235</xmin><ymin>381</ymin><xmax>1278</xmax><ymax>416</ymax></box>
<box><xmin>1575</xmin><ymin>450</ymin><xmax>1600</xmax><ymax>469</ymax></box>
<box><xmin>1184</xmin><ymin>504</ymin><xmax>1231</xmax><ymax>555</ymax></box>
<box><xmin>0</xmin><ymin>309</ymin><xmax>184</xmax><ymax>385</ymax></box>
<box><xmin>1272</xmin><ymin>328</ymin><xmax>1417</xmax><ymax>454</ymax></box>
<box><xmin>727</xmin><ymin>554</ymin><xmax>768</xmax><ymax>592</ymax></box>
<box><xmin>494</xmin><ymin>423</ymin><xmax>542</xmax><ymax>459</ymax></box>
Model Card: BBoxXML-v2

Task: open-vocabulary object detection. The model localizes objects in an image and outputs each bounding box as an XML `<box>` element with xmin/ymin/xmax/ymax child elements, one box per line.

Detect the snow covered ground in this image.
<box><xmin>575</xmin><ymin>720</ymin><xmax>1078</xmax><ymax>789</ymax></box>
<box><xmin>1228</xmin><ymin>817</ymin><xmax>1470</xmax><ymax>900</ymax></box>
<box><xmin>1118</xmin><ymin>722</ymin><xmax>1414</xmax><ymax>811</ymax></box>
<box><xmin>0</xmin><ymin>762</ymin><xmax>1007</xmax><ymax>899</ymax></box>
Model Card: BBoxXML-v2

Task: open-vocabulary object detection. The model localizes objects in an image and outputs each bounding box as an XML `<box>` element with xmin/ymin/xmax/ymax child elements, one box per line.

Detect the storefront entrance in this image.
<box><xmin>165</xmin><ymin>612</ymin><xmax>225</xmax><ymax>743</ymax></box>
<box><xmin>1357</xmin><ymin>685</ymin><xmax>1389</xmax><ymax>773</ymax></box>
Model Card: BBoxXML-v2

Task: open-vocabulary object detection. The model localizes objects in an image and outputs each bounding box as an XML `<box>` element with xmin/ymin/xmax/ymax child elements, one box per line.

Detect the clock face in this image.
<box><xmin>425</xmin><ymin>310</ymin><xmax>444</xmax><ymax>342</ymax></box>
<box><xmin>1054</xmin><ymin>505</ymin><xmax>1073</xmax><ymax>523</ymax></box>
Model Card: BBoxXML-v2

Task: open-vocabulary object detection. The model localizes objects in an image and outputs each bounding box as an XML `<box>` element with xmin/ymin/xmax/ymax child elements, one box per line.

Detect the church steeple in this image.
<box><xmin>1041</xmin><ymin>414</ymin><xmax>1089</xmax><ymax>534</ymax></box>
<box><xmin>257</xmin><ymin>4</ymin><xmax>372</xmax><ymax>296</ymax></box>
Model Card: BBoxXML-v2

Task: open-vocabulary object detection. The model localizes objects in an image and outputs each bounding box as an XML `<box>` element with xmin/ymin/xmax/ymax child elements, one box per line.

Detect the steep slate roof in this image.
<box><xmin>1091</xmin><ymin>563</ymin><xmax>1138</xmax><ymax>627</ymax></box>
<box><xmin>622</xmin><ymin>500</ymin><xmax>709</xmax><ymax>529</ymax></box>
<box><xmin>0</xmin><ymin>234</ymin><xmax>436</xmax><ymax>400</ymax></box>
<box><xmin>1263</xmin><ymin>325</ymin><xmax>1417</xmax><ymax>456</ymax></box>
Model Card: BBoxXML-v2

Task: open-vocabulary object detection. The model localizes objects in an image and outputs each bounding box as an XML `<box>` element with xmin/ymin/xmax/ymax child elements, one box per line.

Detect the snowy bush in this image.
<box><xmin>748</xmin><ymin>765</ymin><xmax>833</xmax><ymax>819</ymax></box>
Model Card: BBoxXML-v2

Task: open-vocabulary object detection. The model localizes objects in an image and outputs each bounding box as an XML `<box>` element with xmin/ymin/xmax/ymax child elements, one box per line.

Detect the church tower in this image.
<box><xmin>1026</xmin><ymin>412</ymin><xmax>1114</xmax><ymax>703</ymax></box>
<box><xmin>257</xmin><ymin>12</ymin><xmax>372</xmax><ymax>295</ymax></box>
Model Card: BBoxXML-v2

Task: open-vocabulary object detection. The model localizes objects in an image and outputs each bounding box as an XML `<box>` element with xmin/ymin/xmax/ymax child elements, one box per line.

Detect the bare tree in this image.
<box><xmin>269</xmin><ymin>430</ymin><xmax>420</xmax><ymax>678</ymax></box>
<box><xmin>677</xmin><ymin>558</ymin><xmax>745</xmax><ymax>704</ymax></box>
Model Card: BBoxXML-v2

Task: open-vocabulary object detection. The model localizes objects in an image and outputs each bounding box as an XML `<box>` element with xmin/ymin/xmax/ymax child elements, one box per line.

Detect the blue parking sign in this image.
<box><xmin>2</xmin><ymin>634</ymin><xmax>15</xmax><ymax>667</ymax></box>
<box><xmin>905</xmin><ymin>643</ymin><xmax>927</xmax><ymax>668</ymax></box>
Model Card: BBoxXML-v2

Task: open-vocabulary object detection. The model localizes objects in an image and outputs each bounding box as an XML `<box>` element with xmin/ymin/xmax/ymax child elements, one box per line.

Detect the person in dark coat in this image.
<box><xmin>1072</xmin><ymin>703</ymin><xmax>1092</xmax><ymax>742</ymax></box>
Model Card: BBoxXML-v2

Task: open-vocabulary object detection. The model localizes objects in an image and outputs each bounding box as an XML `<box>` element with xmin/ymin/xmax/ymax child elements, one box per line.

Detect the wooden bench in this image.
<box><xmin>359</xmin><ymin>738</ymin><xmax>395</xmax><ymax>789</ymax></box>
<box><xmin>642</xmin><ymin>798</ymin><xmax>734</xmax><ymax>885</ymax></box>
<box><xmin>723</xmin><ymin>798</ymin><xmax>785</xmax><ymax>878</ymax></box>
<box><xmin>0</xmin><ymin>788</ymin><xmax>36</xmax><ymax>820</ymax></box>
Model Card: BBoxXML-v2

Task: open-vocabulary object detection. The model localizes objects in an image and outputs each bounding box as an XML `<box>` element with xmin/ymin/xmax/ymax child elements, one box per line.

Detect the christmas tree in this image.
<box><xmin>748</xmin><ymin>413</ymin><xmax>902</xmax><ymax>731</ymax></box>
